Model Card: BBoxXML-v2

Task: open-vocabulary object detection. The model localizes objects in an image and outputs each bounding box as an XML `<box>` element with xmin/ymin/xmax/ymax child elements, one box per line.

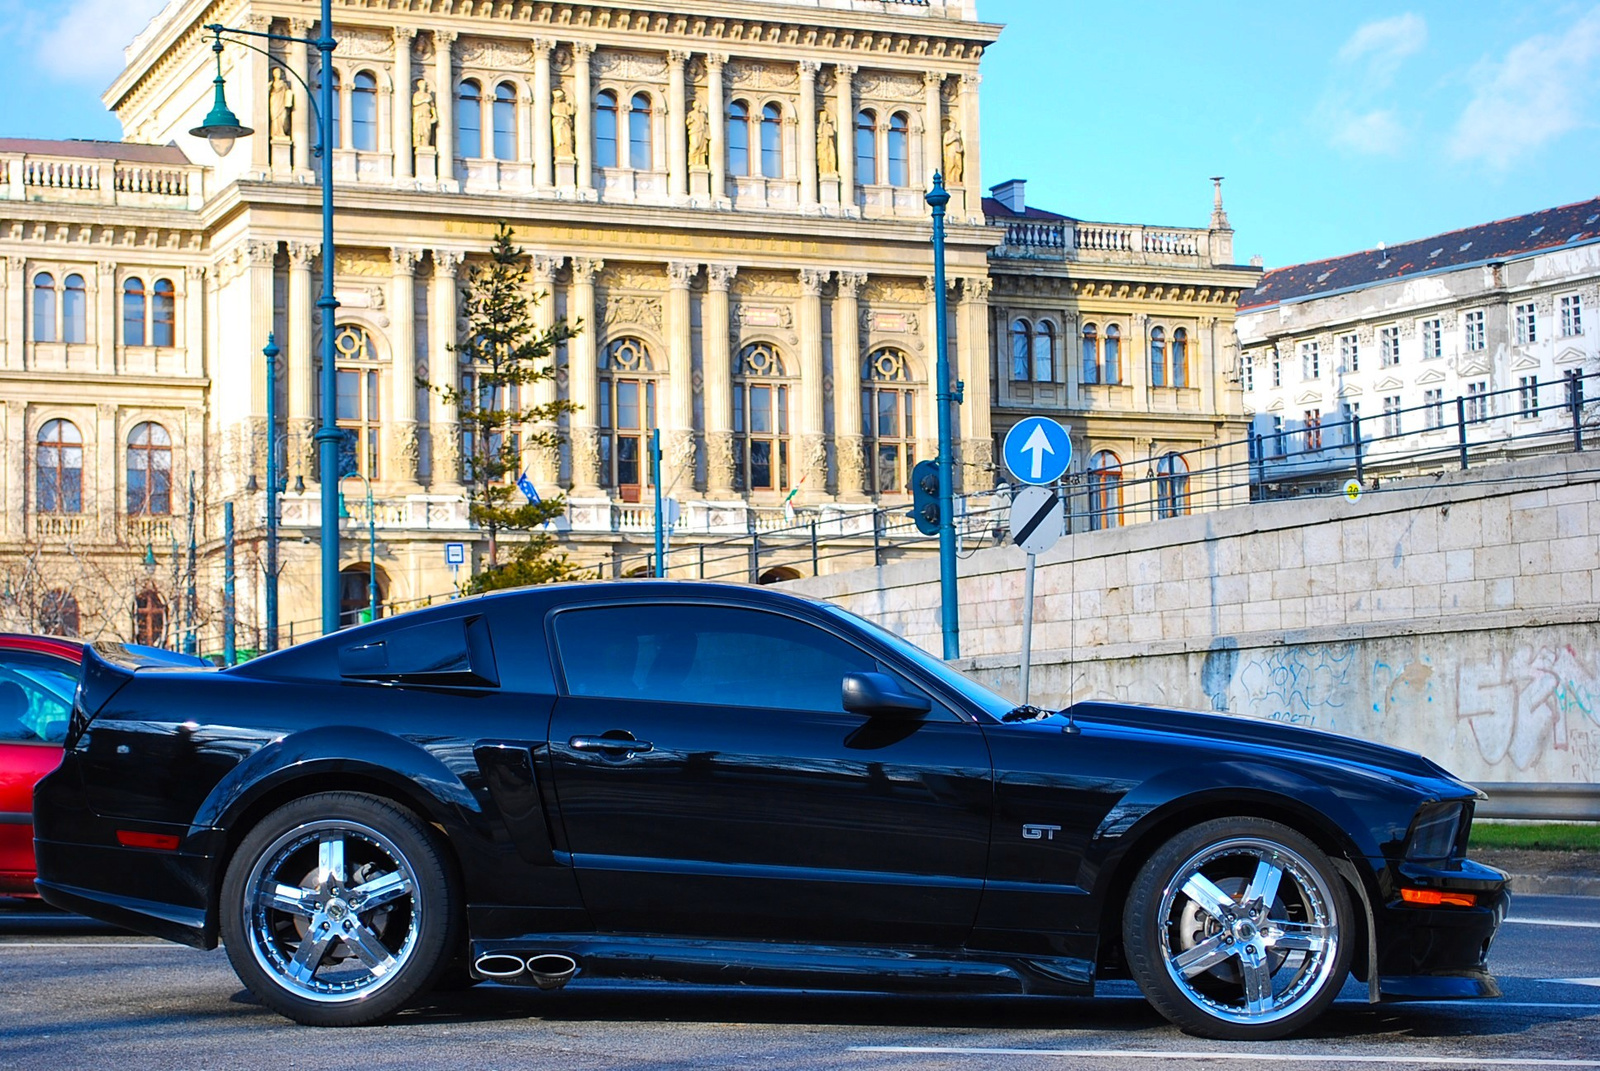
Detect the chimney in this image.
<box><xmin>990</xmin><ymin>178</ymin><xmax>1026</xmax><ymax>214</ymax></box>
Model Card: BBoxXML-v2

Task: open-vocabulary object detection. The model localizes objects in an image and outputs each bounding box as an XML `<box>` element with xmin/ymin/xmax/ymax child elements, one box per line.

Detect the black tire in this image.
<box><xmin>220</xmin><ymin>791</ymin><xmax>461</xmax><ymax>1026</ymax></box>
<box><xmin>1122</xmin><ymin>816</ymin><xmax>1353</xmax><ymax>1041</ymax></box>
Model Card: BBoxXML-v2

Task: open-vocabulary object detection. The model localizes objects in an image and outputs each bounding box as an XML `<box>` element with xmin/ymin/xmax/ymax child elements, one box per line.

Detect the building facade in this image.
<box><xmin>1238</xmin><ymin>199</ymin><xmax>1600</xmax><ymax>491</ymax></box>
<box><xmin>0</xmin><ymin>0</ymin><xmax>1002</xmax><ymax>646</ymax></box>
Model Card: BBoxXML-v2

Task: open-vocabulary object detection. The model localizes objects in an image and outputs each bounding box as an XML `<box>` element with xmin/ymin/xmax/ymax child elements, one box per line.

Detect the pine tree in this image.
<box><xmin>430</xmin><ymin>223</ymin><xmax>589</xmax><ymax>592</ymax></box>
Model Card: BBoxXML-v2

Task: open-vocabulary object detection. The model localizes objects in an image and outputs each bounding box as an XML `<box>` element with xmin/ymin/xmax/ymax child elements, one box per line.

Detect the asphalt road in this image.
<box><xmin>1</xmin><ymin>894</ymin><xmax>1596</xmax><ymax>1070</ymax></box>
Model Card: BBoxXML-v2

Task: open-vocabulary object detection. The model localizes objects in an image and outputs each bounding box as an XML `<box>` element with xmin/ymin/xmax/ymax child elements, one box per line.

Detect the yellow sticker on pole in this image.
<box><xmin>1343</xmin><ymin>478</ymin><xmax>1363</xmax><ymax>502</ymax></box>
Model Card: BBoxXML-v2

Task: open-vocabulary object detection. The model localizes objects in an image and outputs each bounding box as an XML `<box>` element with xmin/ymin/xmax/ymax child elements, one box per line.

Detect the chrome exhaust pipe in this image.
<box><xmin>473</xmin><ymin>953</ymin><xmax>529</xmax><ymax>980</ymax></box>
<box><xmin>523</xmin><ymin>952</ymin><xmax>580</xmax><ymax>990</ymax></box>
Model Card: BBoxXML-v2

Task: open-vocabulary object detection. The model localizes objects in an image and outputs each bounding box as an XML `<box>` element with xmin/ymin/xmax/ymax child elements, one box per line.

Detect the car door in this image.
<box><xmin>0</xmin><ymin>648</ymin><xmax>80</xmax><ymax>895</ymax></box>
<box><xmin>546</xmin><ymin>599</ymin><xmax>993</xmax><ymax>948</ymax></box>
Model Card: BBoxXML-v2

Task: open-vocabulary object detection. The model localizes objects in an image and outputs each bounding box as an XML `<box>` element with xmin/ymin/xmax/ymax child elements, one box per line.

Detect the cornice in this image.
<box><xmin>991</xmin><ymin>269</ymin><xmax>1248</xmax><ymax>307</ymax></box>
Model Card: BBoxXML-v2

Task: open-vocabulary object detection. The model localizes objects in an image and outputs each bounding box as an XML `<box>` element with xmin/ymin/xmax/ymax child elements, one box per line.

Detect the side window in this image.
<box><xmin>554</xmin><ymin>603</ymin><xmax>879</xmax><ymax>714</ymax></box>
<box><xmin>0</xmin><ymin>654</ymin><xmax>78</xmax><ymax>743</ymax></box>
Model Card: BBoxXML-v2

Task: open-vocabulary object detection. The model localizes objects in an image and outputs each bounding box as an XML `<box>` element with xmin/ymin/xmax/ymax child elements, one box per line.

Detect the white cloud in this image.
<box><xmin>1315</xmin><ymin>14</ymin><xmax>1427</xmax><ymax>156</ymax></box>
<box><xmin>35</xmin><ymin>0</ymin><xmax>170</xmax><ymax>86</ymax></box>
<box><xmin>1449</xmin><ymin>6</ymin><xmax>1600</xmax><ymax>170</ymax></box>
<box><xmin>1336</xmin><ymin>13</ymin><xmax>1429</xmax><ymax>85</ymax></box>
<box><xmin>1326</xmin><ymin>109</ymin><xmax>1406</xmax><ymax>156</ymax></box>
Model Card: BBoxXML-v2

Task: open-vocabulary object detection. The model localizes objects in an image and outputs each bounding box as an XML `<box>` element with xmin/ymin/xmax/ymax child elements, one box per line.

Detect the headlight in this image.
<box><xmin>1406</xmin><ymin>802</ymin><xmax>1465</xmax><ymax>861</ymax></box>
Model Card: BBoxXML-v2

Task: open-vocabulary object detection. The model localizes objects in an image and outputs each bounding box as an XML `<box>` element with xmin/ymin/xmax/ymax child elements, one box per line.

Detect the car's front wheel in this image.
<box><xmin>220</xmin><ymin>792</ymin><xmax>460</xmax><ymax>1026</ymax></box>
<box><xmin>1123</xmin><ymin>817</ymin><xmax>1353</xmax><ymax>1040</ymax></box>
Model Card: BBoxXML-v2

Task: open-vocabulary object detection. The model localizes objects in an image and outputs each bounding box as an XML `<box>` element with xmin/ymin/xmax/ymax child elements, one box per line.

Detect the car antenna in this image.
<box><xmin>1060</xmin><ymin>703</ymin><xmax>1081</xmax><ymax>735</ymax></box>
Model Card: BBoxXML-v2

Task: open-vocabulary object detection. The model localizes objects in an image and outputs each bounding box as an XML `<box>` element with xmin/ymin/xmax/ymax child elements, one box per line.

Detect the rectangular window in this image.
<box><xmin>1515</xmin><ymin>303</ymin><xmax>1537</xmax><ymax>344</ymax></box>
<box><xmin>1465</xmin><ymin>309</ymin><xmax>1485</xmax><ymax>351</ymax></box>
<box><xmin>1424</xmin><ymin>389</ymin><xmax>1444</xmax><ymax>428</ymax></box>
<box><xmin>1383</xmin><ymin>395</ymin><xmax>1402</xmax><ymax>438</ymax></box>
<box><xmin>1420</xmin><ymin>318</ymin><xmax>1443</xmax><ymax>360</ymax></box>
<box><xmin>1466</xmin><ymin>380</ymin><xmax>1489</xmax><ymax>423</ymax></box>
<box><xmin>1380</xmin><ymin>325</ymin><xmax>1400</xmax><ymax>367</ymax></box>
<box><xmin>1241</xmin><ymin>354</ymin><xmax>1253</xmax><ymax>392</ymax></box>
<box><xmin>1518</xmin><ymin>375</ymin><xmax>1540</xmax><ymax>417</ymax></box>
<box><xmin>1270</xmin><ymin>350</ymin><xmax>1281</xmax><ymax>387</ymax></box>
<box><xmin>1561</xmin><ymin>294</ymin><xmax>1584</xmax><ymax>337</ymax></box>
<box><xmin>1303</xmin><ymin>409</ymin><xmax>1321</xmax><ymax>452</ymax></box>
<box><xmin>1300</xmin><ymin>340</ymin><xmax>1320</xmax><ymax>380</ymax></box>
<box><xmin>1270</xmin><ymin>415</ymin><xmax>1285</xmax><ymax>456</ymax></box>
<box><xmin>1338</xmin><ymin>333</ymin><xmax>1358</xmax><ymax>373</ymax></box>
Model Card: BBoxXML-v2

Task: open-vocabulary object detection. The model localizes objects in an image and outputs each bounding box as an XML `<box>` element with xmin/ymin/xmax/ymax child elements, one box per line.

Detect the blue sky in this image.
<box><xmin>1</xmin><ymin>0</ymin><xmax>1596</xmax><ymax>269</ymax></box>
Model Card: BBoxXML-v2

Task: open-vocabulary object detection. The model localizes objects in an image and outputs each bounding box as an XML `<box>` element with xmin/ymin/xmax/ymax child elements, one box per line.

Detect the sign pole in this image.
<box><xmin>651</xmin><ymin>428</ymin><xmax>665</xmax><ymax>578</ymax></box>
<box><xmin>1020</xmin><ymin>551</ymin><xmax>1036</xmax><ymax>705</ymax></box>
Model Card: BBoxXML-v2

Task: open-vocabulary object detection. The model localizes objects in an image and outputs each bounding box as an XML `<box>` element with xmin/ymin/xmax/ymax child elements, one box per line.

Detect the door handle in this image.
<box><xmin>569</xmin><ymin>734</ymin><xmax>654</xmax><ymax>755</ymax></box>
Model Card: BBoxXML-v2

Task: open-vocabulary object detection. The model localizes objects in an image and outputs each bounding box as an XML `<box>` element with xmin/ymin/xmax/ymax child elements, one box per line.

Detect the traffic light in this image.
<box><xmin>910</xmin><ymin>459</ymin><xmax>940</xmax><ymax>536</ymax></box>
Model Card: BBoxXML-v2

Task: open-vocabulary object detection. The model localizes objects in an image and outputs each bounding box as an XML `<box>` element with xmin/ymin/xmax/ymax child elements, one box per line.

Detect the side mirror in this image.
<box><xmin>842</xmin><ymin>671</ymin><xmax>932</xmax><ymax>718</ymax></box>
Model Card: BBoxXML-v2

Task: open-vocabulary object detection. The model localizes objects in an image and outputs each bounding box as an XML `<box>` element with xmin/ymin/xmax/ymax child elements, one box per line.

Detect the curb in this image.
<box><xmin>1508</xmin><ymin>873</ymin><xmax>1600</xmax><ymax>897</ymax></box>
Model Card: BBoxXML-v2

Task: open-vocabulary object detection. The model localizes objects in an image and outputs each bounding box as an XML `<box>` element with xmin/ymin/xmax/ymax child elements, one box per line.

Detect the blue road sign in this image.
<box><xmin>444</xmin><ymin>542</ymin><xmax>466</xmax><ymax>566</ymax></box>
<box><xmin>1002</xmin><ymin>417</ymin><xmax>1072</xmax><ymax>485</ymax></box>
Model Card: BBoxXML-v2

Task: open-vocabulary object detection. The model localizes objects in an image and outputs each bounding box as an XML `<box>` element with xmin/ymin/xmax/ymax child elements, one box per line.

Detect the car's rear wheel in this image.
<box><xmin>220</xmin><ymin>792</ymin><xmax>459</xmax><ymax>1026</ymax></box>
<box><xmin>1123</xmin><ymin>817</ymin><xmax>1352</xmax><ymax>1040</ymax></box>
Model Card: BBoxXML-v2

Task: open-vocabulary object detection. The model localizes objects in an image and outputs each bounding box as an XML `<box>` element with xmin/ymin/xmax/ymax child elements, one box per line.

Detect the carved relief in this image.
<box><xmin>725</xmin><ymin>59</ymin><xmax>799</xmax><ymax>91</ymax></box>
<box><xmin>335</xmin><ymin>252</ymin><xmax>391</xmax><ymax>278</ymax></box>
<box><xmin>861</xmin><ymin>277</ymin><xmax>923</xmax><ymax>304</ymax></box>
<box><xmin>337</xmin><ymin>28</ymin><xmax>394</xmax><ymax>60</ymax></box>
<box><xmin>854</xmin><ymin>71</ymin><xmax>923</xmax><ymax>101</ymax></box>
<box><xmin>601</xmin><ymin>294</ymin><xmax>664</xmax><ymax>330</ymax></box>
<box><xmin>431</xmin><ymin>424</ymin><xmax>461</xmax><ymax>484</ymax></box>
<box><xmin>705</xmin><ymin>264</ymin><xmax>738</xmax><ymax>291</ymax></box>
<box><xmin>731</xmin><ymin>304</ymin><xmax>794</xmax><ymax>332</ymax></box>
<box><xmin>458</xmin><ymin>37</ymin><xmax>532</xmax><ymax>70</ymax></box>
<box><xmin>731</xmin><ymin>270</ymin><xmax>798</xmax><ymax>298</ymax></box>
<box><xmin>394</xmin><ymin>422</ymin><xmax>420</xmax><ymax>481</ymax></box>
<box><xmin>800</xmin><ymin>433</ymin><xmax>827</xmax><ymax>488</ymax></box>
<box><xmin>593</xmin><ymin>50</ymin><xmax>667</xmax><ymax>80</ymax></box>
<box><xmin>599</xmin><ymin>263</ymin><xmax>666</xmax><ymax>291</ymax></box>
<box><xmin>571</xmin><ymin>426</ymin><xmax>601</xmax><ymax>487</ymax></box>
<box><xmin>836</xmin><ymin>434</ymin><xmax>865</xmax><ymax>495</ymax></box>
<box><xmin>705</xmin><ymin>431</ymin><xmax>735</xmax><ymax>492</ymax></box>
<box><xmin>662</xmin><ymin>429</ymin><xmax>697</xmax><ymax>492</ymax></box>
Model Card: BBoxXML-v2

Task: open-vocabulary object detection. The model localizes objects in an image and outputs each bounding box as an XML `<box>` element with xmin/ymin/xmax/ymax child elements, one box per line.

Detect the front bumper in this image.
<box><xmin>1374</xmin><ymin>857</ymin><xmax>1510</xmax><ymax>1001</ymax></box>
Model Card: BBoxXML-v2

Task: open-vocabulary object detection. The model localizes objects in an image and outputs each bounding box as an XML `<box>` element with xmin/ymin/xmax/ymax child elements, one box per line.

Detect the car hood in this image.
<box><xmin>1061</xmin><ymin>700</ymin><xmax>1472</xmax><ymax>791</ymax></box>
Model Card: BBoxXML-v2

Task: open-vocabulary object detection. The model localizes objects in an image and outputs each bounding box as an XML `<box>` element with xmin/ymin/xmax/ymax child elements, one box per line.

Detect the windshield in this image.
<box><xmin>0</xmin><ymin>662</ymin><xmax>77</xmax><ymax>743</ymax></box>
<box><xmin>819</xmin><ymin>603</ymin><xmax>1014</xmax><ymax>721</ymax></box>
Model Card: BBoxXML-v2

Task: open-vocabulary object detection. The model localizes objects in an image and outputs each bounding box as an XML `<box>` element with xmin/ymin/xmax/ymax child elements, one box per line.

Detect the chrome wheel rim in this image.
<box><xmin>1157</xmin><ymin>836</ymin><xmax>1340</xmax><ymax>1026</ymax></box>
<box><xmin>242</xmin><ymin>819</ymin><xmax>422</xmax><ymax>1004</ymax></box>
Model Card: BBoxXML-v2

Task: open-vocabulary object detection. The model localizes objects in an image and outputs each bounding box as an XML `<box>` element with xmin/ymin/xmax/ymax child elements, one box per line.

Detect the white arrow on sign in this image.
<box><xmin>1021</xmin><ymin>424</ymin><xmax>1055</xmax><ymax>481</ymax></box>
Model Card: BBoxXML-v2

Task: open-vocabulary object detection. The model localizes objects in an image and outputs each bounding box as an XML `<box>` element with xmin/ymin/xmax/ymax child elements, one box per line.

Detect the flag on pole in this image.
<box><xmin>516</xmin><ymin>472</ymin><xmax>540</xmax><ymax>505</ymax></box>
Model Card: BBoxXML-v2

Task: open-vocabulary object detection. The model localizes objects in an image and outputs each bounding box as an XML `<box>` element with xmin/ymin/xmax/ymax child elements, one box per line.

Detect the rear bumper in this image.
<box><xmin>1373</xmin><ymin>856</ymin><xmax>1510</xmax><ymax>1002</ymax></box>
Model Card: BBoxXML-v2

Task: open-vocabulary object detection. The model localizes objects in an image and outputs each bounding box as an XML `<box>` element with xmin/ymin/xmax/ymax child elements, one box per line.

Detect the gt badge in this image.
<box><xmin>1022</xmin><ymin>823</ymin><xmax>1062</xmax><ymax>841</ymax></box>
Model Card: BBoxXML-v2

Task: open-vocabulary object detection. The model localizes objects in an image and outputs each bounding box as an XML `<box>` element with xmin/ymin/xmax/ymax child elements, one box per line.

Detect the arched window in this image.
<box><xmin>594</xmin><ymin>89</ymin><xmax>618</xmax><ymax>167</ymax></box>
<box><xmin>40</xmin><ymin>590</ymin><xmax>79</xmax><ymax>639</ymax></box>
<box><xmin>333</xmin><ymin>325</ymin><xmax>381</xmax><ymax>478</ymax></box>
<box><xmin>1156</xmin><ymin>453</ymin><xmax>1189</xmax><ymax>519</ymax></box>
<box><xmin>351</xmin><ymin>71</ymin><xmax>378</xmax><ymax>152</ymax></box>
<box><xmin>1150</xmin><ymin>326</ymin><xmax>1167</xmax><ymax>387</ymax></box>
<box><xmin>36</xmin><ymin>419</ymin><xmax>83</xmax><ymax>513</ymax></box>
<box><xmin>122</xmin><ymin>277</ymin><xmax>146</xmax><ymax>347</ymax></box>
<box><xmin>726</xmin><ymin>99</ymin><xmax>750</xmax><ymax>176</ymax></box>
<box><xmin>457</xmin><ymin>79</ymin><xmax>483</xmax><ymax>159</ymax></box>
<box><xmin>599</xmin><ymin>337</ymin><xmax>657</xmax><ymax>502</ymax></box>
<box><xmin>733</xmin><ymin>342</ymin><xmax>791</xmax><ymax>493</ymax></box>
<box><xmin>32</xmin><ymin>273</ymin><xmax>56</xmax><ymax>343</ymax></box>
<box><xmin>1088</xmin><ymin>450</ymin><xmax>1123</xmax><ymax>530</ymax></box>
<box><xmin>1081</xmin><ymin>322</ymin><xmax>1099</xmax><ymax>385</ymax></box>
<box><xmin>152</xmin><ymin>279</ymin><xmax>175</xmax><ymax>347</ymax></box>
<box><xmin>854</xmin><ymin>109</ymin><xmax>876</xmax><ymax>185</ymax></box>
<box><xmin>1171</xmin><ymin>327</ymin><xmax>1189</xmax><ymax>388</ymax></box>
<box><xmin>1010</xmin><ymin>319</ymin><xmax>1030</xmax><ymax>381</ymax></box>
<box><xmin>1104</xmin><ymin>323</ymin><xmax>1122</xmax><ymax>384</ymax></box>
<box><xmin>886</xmin><ymin>112</ymin><xmax>909</xmax><ymax>187</ymax></box>
<box><xmin>126</xmin><ymin>422</ymin><xmax>172</xmax><ymax>516</ymax></box>
<box><xmin>1033</xmin><ymin>321</ymin><xmax>1055</xmax><ymax>383</ymax></box>
<box><xmin>760</xmin><ymin>102</ymin><xmax>782</xmax><ymax>178</ymax></box>
<box><xmin>134</xmin><ymin>588</ymin><xmax>166</xmax><ymax>646</ymax></box>
<box><xmin>492</xmin><ymin>82</ymin><xmax>518</xmax><ymax>161</ymax></box>
<box><xmin>339</xmin><ymin>565</ymin><xmax>386</xmax><ymax>628</ymax></box>
<box><xmin>63</xmin><ymin>274</ymin><xmax>86</xmax><ymax>344</ymax></box>
<box><xmin>628</xmin><ymin>92</ymin><xmax>653</xmax><ymax>169</ymax></box>
<box><xmin>862</xmin><ymin>347</ymin><xmax>916</xmax><ymax>495</ymax></box>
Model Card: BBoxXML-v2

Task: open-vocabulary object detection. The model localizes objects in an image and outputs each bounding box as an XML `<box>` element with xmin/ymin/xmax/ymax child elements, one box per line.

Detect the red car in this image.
<box><xmin>0</xmin><ymin>634</ymin><xmax>82</xmax><ymax>897</ymax></box>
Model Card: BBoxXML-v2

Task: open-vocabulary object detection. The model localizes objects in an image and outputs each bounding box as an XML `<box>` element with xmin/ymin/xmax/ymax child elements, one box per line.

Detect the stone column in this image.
<box><xmin>527</xmin><ymin>254</ymin><xmax>563</xmax><ymax>487</ymax></box>
<box><xmin>4</xmin><ymin>401</ymin><xmax>22</xmax><ymax>539</ymax></box>
<box><xmin>797</xmin><ymin>269</ymin><xmax>829</xmax><ymax>496</ymax></box>
<box><xmin>286</xmin><ymin>244</ymin><xmax>316</xmax><ymax>474</ymax></box>
<box><xmin>833</xmin><ymin>271</ymin><xmax>866</xmax><ymax>498</ymax></box>
<box><xmin>958</xmin><ymin>277</ymin><xmax>993</xmax><ymax>491</ymax></box>
<box><xmin>1200</xmin><ymin>314</ymin><xmax>1219</xmax><ymax>415</ymax></box>
<box><xmin>435</xmin><ymin>30</ymin><xmax>456</xmax><ymax>183</ymax></box>
<box><xmin>703</xmin><ymin>264</ymin><xmax>736</xmax><ymax>498</ymax></box>
<box><xmin>95</xmin><ymin>261</ymin><xmax>115</xmax><ymax>374</ymax></box>
<box><xmin>798</xmin><ymin>60</ymin><xmax>818</xmax><ymax>211</ymax></box>
<box><xmin>183</xmin><ymin>266</ymin><xmax>205</xmax><ymax>380</ymax></box>
<box><xmin>568</xmin><ymin>257</ymin><xmax>603</xmax><ymax>493</ymax></box>
<box><xmin>835</xmin><ymin>64</ymin><xmax>856</xmax><ymax>213</ymax></box>
<box><xmin>247</xmin><ymin>15</ymin><xmax>271</xmax><ymax>173</ymax></box>
<box><xmin>389</xmin><ymin>247</ymin><xmax>421</xmax><ymax>484</ymax></box>
<box><xmin>707</xmin><ymin>53</ymin><xmax>727</xmax><ymax>206</ymax></box>
<box><xmin>3</xmin><ymin>257</ymin><xmax>23</xmax><ymax>370</ymax></box>
<box><xmin>94</xmin><ymin>402</ymin><xmax>115</xmax><ymax>536</ymax></box>
<box><xmin>664</xmin><ymin>260</ymin><xmax>697</xmax><ymax>494</ymax></box>
<box><xmin>290</xmin><ymin>21</ymin><xmax>313</xmax><ymax>174</ymax></box>
<box><xmin>573</xmin><ymin>42</ymin><xmax>594</xmax><ymax>196</ymax></box>
<box><xmin>532</xmin><ymin>39</ymin><xmax>553</xmax><ymax>189</ymax></box>
<box><xmin>923</xmin><ymin>71</ymin><xmax>943</xmax><ymax>186</ymax></box>
<box><xmin>1130</xmin><ymin>312</ymin><xmax>1150</xmax><ymax>398</ymax></box>
<box><xmin>393</xmin><ymin>28</ymin><xmax>414</xmax><ymax>181</ymax></box>
<box><xmin>429</xmin><ymin>250</ymin><xmax>463</xmax><ymax>486</ymax></box>
<box><xmin>667</xmin><ymin>51</ymin><xmax>689</xmax><ymax>200</ymax></box>
<box><xmin>248</xmin><ymin>241</ymin><xmax>276</xmax><ymax>415</ymax></box>
<box><xmin>960</xmin><ymin>72</ymin><xmax>981</xmax><ymax>217</ymax></box>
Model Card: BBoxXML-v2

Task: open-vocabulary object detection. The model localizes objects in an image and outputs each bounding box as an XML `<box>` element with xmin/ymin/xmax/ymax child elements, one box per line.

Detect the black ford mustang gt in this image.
<box><xmin>34</xmin><ymin>581</ymin><xmax>1507</xmax><ymax>1039</ymax></box>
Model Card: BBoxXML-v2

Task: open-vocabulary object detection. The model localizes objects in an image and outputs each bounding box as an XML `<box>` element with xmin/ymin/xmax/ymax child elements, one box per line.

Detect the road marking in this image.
<box><xmin>852</xmin><ymin>1047</ymin><xmax>1600</xmax><ymax>1066</ymax></box>
<box><xmin>1544</xmin><ymin>979</ymin><xmax>1600</xmax><ymax>988</ymax></box>
<box><xmin>0</xmin><ymin>941</ymin><xmax>182</xmax><ymax>948</ymax></box>
<box><xmin>1506</xmin><ymin>917</ymin><xmax>1600</xmax><ymax>929</ymax></box>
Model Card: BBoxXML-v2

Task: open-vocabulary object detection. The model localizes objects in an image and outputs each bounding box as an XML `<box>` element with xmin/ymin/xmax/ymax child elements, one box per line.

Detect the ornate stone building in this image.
<box><xmin>0</xmin><ymin>0</ymin><xmax>1000</xmax><ymax>645</ymax></box>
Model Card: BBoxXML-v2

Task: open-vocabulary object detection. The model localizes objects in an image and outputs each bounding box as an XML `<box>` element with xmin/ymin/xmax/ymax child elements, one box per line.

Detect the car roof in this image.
<box><xmin>0</xmin><ymin>633</ymin><xmax>84</xmax><ymax>663</ymax></box>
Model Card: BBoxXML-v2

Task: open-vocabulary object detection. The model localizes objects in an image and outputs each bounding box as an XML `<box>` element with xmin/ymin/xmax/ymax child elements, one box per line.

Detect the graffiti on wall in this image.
<box><xmin>1457</xmin><ymin>646</ymin><xmax>1600</xmax><ymax>772</ymax></box>
<box><xmin>1227</xmin><ymin>643</ymin><xmax>1359</xmax><ymax>728</ymax></box>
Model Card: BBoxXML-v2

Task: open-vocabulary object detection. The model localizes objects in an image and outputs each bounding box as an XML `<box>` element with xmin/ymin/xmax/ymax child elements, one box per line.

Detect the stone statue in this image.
<box><xmin>268</xmin><ymin>67</ymin><xmax>293</xmax><ymax>139</ymax></box>
<box><xmin>817</xmin><ymin>110</ymin><xmax>838</xmax><ymax>176</ymax></box>
<box><xmin>552</xmin><ymin>88</ymin><xmax>576</xmax><ymax>160</ymax></box>
<box><xmin>412</xmin><ymin>79</ymin><xmax>437</xmax><ymax>149</ymax></box>
<box><xmin>686</xmin><ymin>101</ymin><xmax>710</xmax><ymax>169</ymax></box>
<box><xmin>942</xmin><ymin>124</ymin><xmax>965</xmax><ymax>186</ymax></box>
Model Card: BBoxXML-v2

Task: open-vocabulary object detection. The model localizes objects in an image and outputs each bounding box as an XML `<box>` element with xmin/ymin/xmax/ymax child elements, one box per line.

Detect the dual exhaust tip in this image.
<box><xmin>473</xmin><ymin>952</ymin><xmax>580</xmax><ymax>990</ymax></box>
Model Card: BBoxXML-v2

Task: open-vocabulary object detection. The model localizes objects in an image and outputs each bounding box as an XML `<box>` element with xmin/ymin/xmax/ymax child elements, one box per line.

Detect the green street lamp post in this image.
<box><xmin>191</xmin><ymin>0</ymin><xmax>343</xmax><ymax>638</ymax></box>
<box><xmin>338</xmin><ymin>472</ymin><xmax>378</xmax><ymax>626</ymax></box>
<box><xmin>926</xmin><ymin>172</ymin><xmax>960</xmax><ymax>660</ymax></box>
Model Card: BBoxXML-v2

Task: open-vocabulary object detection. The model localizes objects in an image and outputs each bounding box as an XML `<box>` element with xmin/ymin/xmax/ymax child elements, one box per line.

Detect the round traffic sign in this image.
<box><xmin>1009</xmin><ymin>485</ymin><xmax>1063</xmax><ymax>556</ymax></box>
<box><xmin>1343</xmin><ymin>479</ymin><xmax>1362</xmax><ymax>503</ymax></box>
<box><xmin>1002</xmin><ymin>417</ymin><xmax>1072</xmax><ymax>485</ymax></box>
